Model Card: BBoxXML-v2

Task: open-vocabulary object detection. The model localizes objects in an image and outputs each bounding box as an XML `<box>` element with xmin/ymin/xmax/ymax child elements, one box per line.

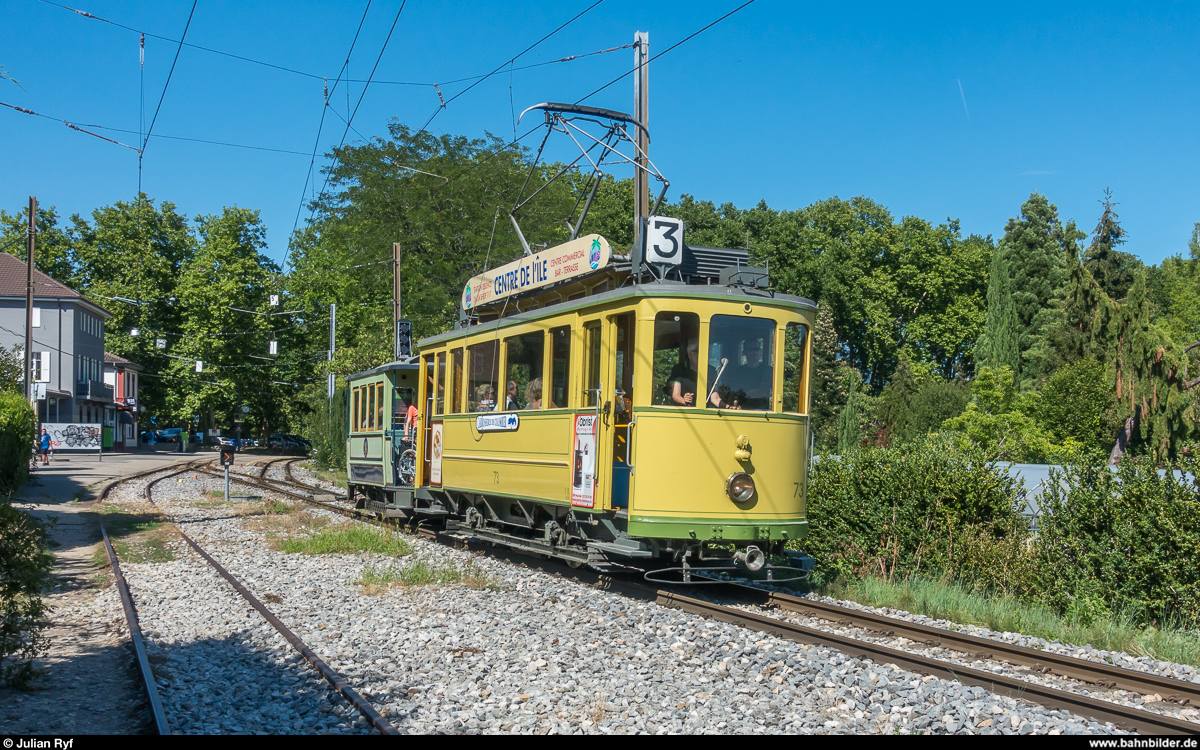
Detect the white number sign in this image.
<box><xmin>645</xmin><ymin>216</ymin><xmax>685</xmax><ymax>266</ymax></box>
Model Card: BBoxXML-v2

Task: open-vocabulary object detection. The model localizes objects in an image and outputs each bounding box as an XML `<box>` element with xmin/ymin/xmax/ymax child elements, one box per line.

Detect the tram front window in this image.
<box><xmin>708</xmin><ymin>315</ymin><xmax>776</xmax><ymax>410</ymax></box>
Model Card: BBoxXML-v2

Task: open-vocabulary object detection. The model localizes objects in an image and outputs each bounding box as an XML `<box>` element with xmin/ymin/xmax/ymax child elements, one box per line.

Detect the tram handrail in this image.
<box><xmin>707</xmin><ymin>357</ymin><xmax>729</xmax><ymax>408</ymax></box>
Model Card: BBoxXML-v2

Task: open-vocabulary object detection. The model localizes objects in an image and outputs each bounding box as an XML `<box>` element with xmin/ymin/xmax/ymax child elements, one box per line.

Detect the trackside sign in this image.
<box><xmin>462</xmin><ymin>234</ymin><xmax>611</xmax><ymax>310</ymax></box>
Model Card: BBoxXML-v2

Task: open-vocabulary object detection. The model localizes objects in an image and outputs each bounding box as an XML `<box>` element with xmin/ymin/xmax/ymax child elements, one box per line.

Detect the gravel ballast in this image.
<box><xmin>94</xmin><ymin>469</ymin><xmax>1130</xmax><ymax>734</ymax></box>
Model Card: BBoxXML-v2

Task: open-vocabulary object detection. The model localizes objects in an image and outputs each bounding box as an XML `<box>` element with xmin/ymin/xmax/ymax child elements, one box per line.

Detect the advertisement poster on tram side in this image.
<box><xmin>571</xmin><ymin>414</ymin><xmax>597</xmax><ymax>508</ymax></box>
<box><xmin>430</xmin><ymin>422</ymin><xmax>443</xmax><ymax>486</ymax></box>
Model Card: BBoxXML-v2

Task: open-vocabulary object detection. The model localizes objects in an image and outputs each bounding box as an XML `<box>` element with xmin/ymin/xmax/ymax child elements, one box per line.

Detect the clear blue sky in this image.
<box><xmin>3</xmin><ymin>0</ymin><xmax>1198</xmax><ymax>268</ymax></box>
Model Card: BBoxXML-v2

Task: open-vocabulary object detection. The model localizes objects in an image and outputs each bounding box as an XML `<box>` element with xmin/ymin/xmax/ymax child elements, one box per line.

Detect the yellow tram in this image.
<box><xmin>346</xmin><ymin>232</ymin><xmax>815</xmax><ymax>582</ymax></box>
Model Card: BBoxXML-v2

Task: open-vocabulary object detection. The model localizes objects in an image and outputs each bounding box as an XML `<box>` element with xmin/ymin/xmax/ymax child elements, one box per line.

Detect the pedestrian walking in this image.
<box><xmin>39</xmin><ymin>428</ymin><xmax>51</xmax><ymax>466</ymax></box>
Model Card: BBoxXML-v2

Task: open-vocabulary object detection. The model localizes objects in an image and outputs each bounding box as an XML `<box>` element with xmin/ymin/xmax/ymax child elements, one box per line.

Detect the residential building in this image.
<box><xmin>0</xmin><ymin>252</ymin><xmax>113</xmax><ymax>423</ymax></box>
<box><xmin>103</xmin><ymin>352</ymin><xmax>142</xmax><ymax>450</ymax></box>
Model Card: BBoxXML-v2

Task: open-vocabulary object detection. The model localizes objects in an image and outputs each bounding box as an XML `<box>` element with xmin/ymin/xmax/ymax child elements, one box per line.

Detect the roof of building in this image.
<box><xmin>0</xmin><ymin>252</ymin><xmax>111</xmax><ymax>315</ymax></box>
<box><xmin>104</xmin><ymin>352</ymin><xmax>143</xmax><ymax>370</ymax></box>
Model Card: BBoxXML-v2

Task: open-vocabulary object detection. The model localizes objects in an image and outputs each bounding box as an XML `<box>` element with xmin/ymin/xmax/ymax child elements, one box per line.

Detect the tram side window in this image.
<box><xmin>652</xmin><ymin>312</ymin><xmax>701</xmax><ymax>406</ymax></box>
<box><xmin>582</xmin><ymin>322</ymin><xmax>601</xmax><ymax>408</ymax></box>
<box><xmin>352</xmin><ymin>387</ymin><xmax>361</xmax><ymax>432</ymax></box>
<box><xmin>505</xmin><ymin>332</ymin><xmax>544</xmax><ymax>410</ymax></box>
<box><xmin>435</xmin><ymin>352</ymin><xmax>447</xmax><ymax>415</ymax></box>
<box><xmin>450</xmin><ymin>349</ymin><xmax>464</xmax><ymax>414</ymax></box>
<box><xmin>783</xmin><ymin>323</ymin><xmax>809</xmax><ymax>414</ymax></box>
<box><xmin>367</xmin><ymin>382</ymin><xmax>377</xmax><ymax>430</ymax></box>
<box><xmin>708</xmin><ymin>315</ymin><xmax>776</xmax><ymax>410</ymax></box>
<box><xmin>467</xmin><ymin>340</ymin><xmax>499</xmax><ymax>411</ymax></box>
<box><xmin>549</xmin><ymin>326</ymin><xmax>570</xmax><ymax>409</ymax></box>
<box><xmin>376</xmin><ymin>382</ymin><xmax>385</xmax><ymax>428</ymax></box>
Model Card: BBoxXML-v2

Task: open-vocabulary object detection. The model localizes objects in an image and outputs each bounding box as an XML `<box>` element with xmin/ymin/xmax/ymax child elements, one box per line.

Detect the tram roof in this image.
<box><xmin>418</xmin><ymin>281</ymin><xmax>817</xmax><ymax>348</ymax></box>
<box><xmin>344</xmin><ymin>356</ymin><xmax>421</xmax><ymax>383</ymax></box>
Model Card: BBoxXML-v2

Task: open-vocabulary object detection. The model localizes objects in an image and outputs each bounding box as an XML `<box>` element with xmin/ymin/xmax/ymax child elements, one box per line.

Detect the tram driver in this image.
<box><xmin>669</xmin><ymin>339</ymin><xmax>729</xmax><ymax>408</ymax></box>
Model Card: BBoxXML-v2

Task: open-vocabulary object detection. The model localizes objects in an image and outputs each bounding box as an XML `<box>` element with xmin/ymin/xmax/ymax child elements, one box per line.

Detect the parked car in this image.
<box><xmin>269</xmin><ymin>434</ymin><xmax>307</xmax><ymax>451</ymax></box>
<box><xmin>155</xmin><ymin>428</ymin><xmax>182</xmax><ymax>443</ymax></box>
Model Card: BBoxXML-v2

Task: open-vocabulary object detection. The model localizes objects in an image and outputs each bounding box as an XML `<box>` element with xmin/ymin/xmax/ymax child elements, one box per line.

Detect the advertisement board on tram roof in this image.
<box><xmin>462</xmin><ymin>234</ymin><xmax>611</xmax><ymax>310</ymax></box>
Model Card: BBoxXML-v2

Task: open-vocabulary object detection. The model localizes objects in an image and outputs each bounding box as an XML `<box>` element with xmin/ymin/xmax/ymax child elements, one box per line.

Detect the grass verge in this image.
<box><xmin>355</xmin><ymin>559</ymin><xmax>496</xmax><ymax>594</ymax></box>
<box><xmin>300</xmin><ymin>462</ymin><xmax>347</xmax><ymax>490</ymax></box>
<box><xmin>278</xmin><ymin>523</ymin><xmax>412</xmax><ymax>556</ymax></box>
<box><xmin>818</xmin><ymin>575</ymin><xmax>1200</xmax><ymax>667</ymax></box>
<box><xmin>92</xmin><ymin>506</ymin><xmax>176</xmax><ymax>566</ymax></box>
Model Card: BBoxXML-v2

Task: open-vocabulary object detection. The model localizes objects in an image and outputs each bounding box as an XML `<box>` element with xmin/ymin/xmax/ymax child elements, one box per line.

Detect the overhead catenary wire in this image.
<box><xmin>289</xmin><ymin>0</ymin><xmax>375</xmax><ymax>255</ymax></box>
<box><xmin>140</xmin><ymin>0</ymin><xmax>199</xmax><ymax>189</ymax></box>
<box><xmin>305</xmin><ymin>1</ymin><xmax>408</xmax><ymax>243</ymax></box>
<box><xmin>1</xmin><ymin>100</ymin><xmax>143</xmax><ymax>154</ymax></box>
<box><xmin>40</xmin><ymin>0</ymin><xmax>629</xmax><ymax>91</ymax></box>
<box><xmin>414</xmin><ymin>0</ymin><xmax>607</xmax><ymax>137</ymax></box>
<box><xmin>1</xmin><ymin>100</ymin><xmax>308</xmax><ymax>156</ymax></box>
<box><xmin>575</xmin><ymin>0</ymin><xmax>758</xmax><ymax>105</ymax></box>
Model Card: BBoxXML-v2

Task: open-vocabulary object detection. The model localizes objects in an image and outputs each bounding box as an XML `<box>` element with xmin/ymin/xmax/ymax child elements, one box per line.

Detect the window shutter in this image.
<box><xmin>39</xmin><ymin>352</ymin><xmax>50</xmax><ymax>382</ymax></box>
<box><xmin>32</xmin><ymin>308</ymin><xmax>41</xmax><ymax>327</ymax></box>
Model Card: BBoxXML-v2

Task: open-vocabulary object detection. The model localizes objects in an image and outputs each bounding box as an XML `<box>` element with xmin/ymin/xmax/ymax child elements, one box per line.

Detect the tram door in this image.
<box><xmin>609</xmin><ymin>313</ymin><xmax>635</xmax><ymax>508</ymax></box>
<box><xmin>581</xmin><ymin>312</ymin><xmax>635</xmax><ymax>511</ymax></box>
<box><xmin>419</xmin><ymin>354</ymin><xmax>435</xmax><ymax>485</ymax></box>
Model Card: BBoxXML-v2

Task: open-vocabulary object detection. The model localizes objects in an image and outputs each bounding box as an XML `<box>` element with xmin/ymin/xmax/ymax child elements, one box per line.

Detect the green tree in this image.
<box><xmin>168</xmin><ymin>208</ymin><xmax>284</xmax><ymax>438</ymax></box>
<box><xmin>1081</xmin><ymin>189</ymin><xmax>1140</xmax><ymax>301</ymax></box>
<box><xmin>942</xmin><ymin>366</ymin><xmax>1079</xmax><ymax>462</ymax></box>
<box><xmin>994</xmin><ymin>193</ymin><xmax>1084</xmax><ymax>380</ymax></box>
<box><xmin>1035</xmin><ymin>358</ymin><xmax>1120</xmax><ymax>459</ymax></box>
<box><xmin>837</xmin><ymin>375</ymin><xmax>865</xmax><ymax>455</ymax></box>
<box><xmin>975</xmin><ymin>240</ymin><xmax>1019</xmax><ymax>372</ymax></box>
<box><xmin>808</xmin><ymin>305</ymin><xmax>852</xmax><ymax>448</ymax></box>
<box><xmin>288</xmin><ymin>123</ymin><xmax>577</xmax><ymax>379</ymax></box>
<box><xmin>0</xmin><ymin>204</ymin><xmax>76</xmax><ymax>284</ymax></box>
<box><xmin>71</xmin><ymin>194</ymin><xmax>195</xmax><ymax>424</ymax></box>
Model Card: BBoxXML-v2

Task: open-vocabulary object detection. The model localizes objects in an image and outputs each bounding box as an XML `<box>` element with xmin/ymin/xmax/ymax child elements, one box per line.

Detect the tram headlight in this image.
<box><xmin>726</xmin><ymin>472</ymin><xmax>755</xmax><ymax>503</ymax></box>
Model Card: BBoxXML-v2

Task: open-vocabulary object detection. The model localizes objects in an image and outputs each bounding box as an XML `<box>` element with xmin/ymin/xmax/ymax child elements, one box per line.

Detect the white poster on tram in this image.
<box><xmin>430</xmin><ymin>422</ymin><xmax>444</xmax><ymax>486</ymax></box>
<box><xmin>571</xmin><ymin>414</ymin><xmax>598</xmax><ymax>508</ymax></box>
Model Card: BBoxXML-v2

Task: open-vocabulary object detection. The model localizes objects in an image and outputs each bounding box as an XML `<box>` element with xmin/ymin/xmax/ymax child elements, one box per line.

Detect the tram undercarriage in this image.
<box><xmin>351</xmin><ymin>484</ymin><xmax>809</xmax><ymax>582</ymax></box>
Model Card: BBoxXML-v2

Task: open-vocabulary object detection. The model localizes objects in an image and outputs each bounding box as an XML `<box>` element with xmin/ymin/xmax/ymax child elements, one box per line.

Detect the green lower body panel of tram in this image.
<box><xmin>626</xmin><ymin>516</ymin><xmax>807</xmax><ymax>543</ymax></box>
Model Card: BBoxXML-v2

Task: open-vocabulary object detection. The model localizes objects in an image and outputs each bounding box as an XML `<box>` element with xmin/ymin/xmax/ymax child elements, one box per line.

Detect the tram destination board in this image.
<box><xmin>462</xmin><ymin>234</ymin><xmax>612</xmax><ymax>310</ymax></box>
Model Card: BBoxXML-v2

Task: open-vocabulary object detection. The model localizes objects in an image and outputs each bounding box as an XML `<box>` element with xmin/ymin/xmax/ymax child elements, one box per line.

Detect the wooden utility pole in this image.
<box><xmin>393</xmin><ymin>242</ymin><xmax>401</xmax><ymax>360</ymax></box>
<box><xmin>631</xmin><ymin>31</ymin><xmax>650</xmax><ymax>276</ymax></box>
<box><xmin>24</xmin><ymin>196</ymin><xmax>35</xmax><ymax>402</ymax></box>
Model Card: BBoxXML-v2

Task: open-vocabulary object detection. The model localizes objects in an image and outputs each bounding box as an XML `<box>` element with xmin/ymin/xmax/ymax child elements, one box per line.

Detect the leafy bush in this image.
<box><xmin>0</xmin><ymin>501</ymin><xmax>51</xmax><ymax>687</ymax></box>
<box><xmin>802</xmin><ymin>439</ymin><xmax>1027</xmax><ymax>584</ymax></box>
<box><xmin>0</xmin><ymin>392</ymin><xmax>35</xmax><ymax>496</ymax></box>
<box><xmin>1036</xmin><ymin>458</ymin><xmax>1200</xmax><ymax>626</ymax></box>
<box><xmin>309</xmin><ymin>383</ymin><xmax>347</xmax><ymax>471</ymax></box>
<box><xmin>941</xmin><ymin>366</ymin><xmax>1082</xmax><ymax>463</ymax></box>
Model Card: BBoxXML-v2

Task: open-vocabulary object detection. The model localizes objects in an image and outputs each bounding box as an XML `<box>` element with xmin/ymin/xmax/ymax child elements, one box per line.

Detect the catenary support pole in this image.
<box><xmin>631</xmin><ymin>32</ymin><xmax>649</xmax><ymax>279</ymax></box>
<box><xmin>25</xmin><ymin>196</ymin><xmax>35</xmax><ymax>402</ymax></box>
<box><xmin>393</xmin><ymin>242</ymin><xmax>401</xmax><ymax>360</ymax></box>
<box><xmin>327</xmin><ymin>303</ymin><xmax>336</xmax><ymax>402</ymax></box>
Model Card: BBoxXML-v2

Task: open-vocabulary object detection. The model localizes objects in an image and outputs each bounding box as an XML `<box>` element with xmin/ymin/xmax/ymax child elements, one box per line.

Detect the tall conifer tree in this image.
<box><xmin>975</xmin><ymin>245</ymin><xmax>1019</xmax><ymax>373</ymax></box>
<box><xmin>1082</xmin><ymin>189</ymin><xmax>1140</xmax><ymax>301</ymax></box>
<box><xmin>994</xmin><ymin>193</ymin><xmax>1083</xmax><ymax>379</ymax></box>
<box><xmin>809</xmin><ymin>305</ymin><xmax>852</xmax><ymax>449</ymax></box>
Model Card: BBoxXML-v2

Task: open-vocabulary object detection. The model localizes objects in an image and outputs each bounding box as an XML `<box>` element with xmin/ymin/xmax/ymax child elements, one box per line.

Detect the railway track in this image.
<box><xmin>98</xmin><ymin>461</ymin><xmax>401</xmax><ymax>735</ymax></box>
<box><xmin>262</xmin><ymin>463</ymin><xmax>1200</xmax><ymax>735</ymax></box>
<box><xmin>108</xmin><ymin>461</ymin><xmax>1200</xmax><ymax>735</ymax></box>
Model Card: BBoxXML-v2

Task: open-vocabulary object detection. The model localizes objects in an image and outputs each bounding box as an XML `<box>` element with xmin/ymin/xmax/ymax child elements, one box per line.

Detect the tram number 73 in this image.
<box><xmin>645</xmin><ymin>217</ymin><xmax>684</xmax><ymax>265</ymax></box>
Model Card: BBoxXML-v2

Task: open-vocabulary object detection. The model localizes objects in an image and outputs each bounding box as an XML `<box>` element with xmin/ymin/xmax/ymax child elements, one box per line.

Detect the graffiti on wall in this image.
<box><xmin>43</xmin><ymin>423</ymin><xmax>102</xmax><ymax>449</ymax></box>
